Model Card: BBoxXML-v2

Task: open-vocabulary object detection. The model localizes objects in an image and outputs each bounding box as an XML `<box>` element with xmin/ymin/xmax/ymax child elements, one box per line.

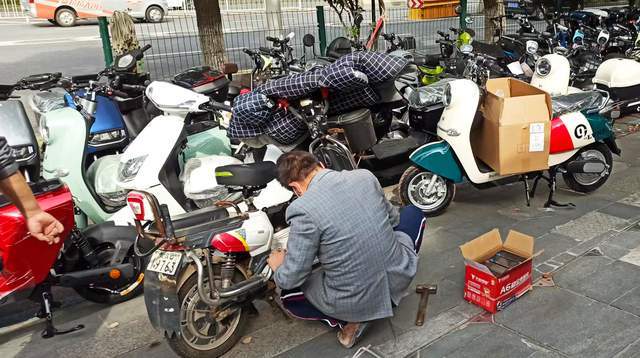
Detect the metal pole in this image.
<box><xmin>371</xmin><ymin>0</ymin><xmax>376</xmax><ymax>25</ymax></box>
<box><xmin>98</xmin><ymin>17</ymin><xmax>113</xmax><ymax>66</ymax></box>
<box><xmin>459</xmin><ymin>0</ymin><xmax>468</xmax><ymax>30</ymax></box>
<box><xmin>316</xmin><ymin>5</ymin><xmax>327</xmax><ymax>56</ymax></box>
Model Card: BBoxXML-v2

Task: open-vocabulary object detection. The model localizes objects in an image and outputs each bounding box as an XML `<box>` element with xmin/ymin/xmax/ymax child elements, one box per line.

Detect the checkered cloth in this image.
<box><xmin>229</xmin><ymin>52</ymin><xmax>408</xmax><ymax>145</ymax></box>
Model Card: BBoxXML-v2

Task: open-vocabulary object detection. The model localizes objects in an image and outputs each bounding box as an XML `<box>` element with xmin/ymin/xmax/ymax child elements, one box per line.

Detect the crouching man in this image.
<box><xmin>267</xmin><ymin>151</ymin><xmax>425</xmax><ymax>348</ymax></box>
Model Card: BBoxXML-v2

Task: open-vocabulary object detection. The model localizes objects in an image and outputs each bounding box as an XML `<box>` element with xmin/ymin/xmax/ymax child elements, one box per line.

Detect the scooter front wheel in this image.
<box><xmin>167</xmin><ymin>269</ymin><xmax>248</xmax><ymax>358</ymax></box>
<box><xmin>399</xmin><ymin>166</ymin><xmax>455</xmax><ymax>217</ymax></box>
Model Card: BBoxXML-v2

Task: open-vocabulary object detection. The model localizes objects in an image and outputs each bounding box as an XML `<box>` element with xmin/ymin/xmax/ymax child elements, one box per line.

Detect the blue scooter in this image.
<box><xmin>32</xmin><ymin>46</ymin><xmax>153</xmax><ymax>161</ymax></box>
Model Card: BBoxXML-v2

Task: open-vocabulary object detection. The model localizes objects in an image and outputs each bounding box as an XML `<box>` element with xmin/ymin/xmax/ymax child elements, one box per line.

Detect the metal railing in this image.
<box><xmin>0</xmin><ymin>0</ymin><xmax>25</xmax><ymax>19</ymax></box>
<box><xmin>137</xmin><ymin>0</ymin><xmax>637</xmax><ymax>79</ymax></box>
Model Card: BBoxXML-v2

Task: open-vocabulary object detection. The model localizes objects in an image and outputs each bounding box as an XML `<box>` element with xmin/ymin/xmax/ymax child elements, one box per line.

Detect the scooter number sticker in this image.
<box><xmin>148</xmin><ymin>251</ymin><xmax>182</xmax><ymax>275</ymax></box>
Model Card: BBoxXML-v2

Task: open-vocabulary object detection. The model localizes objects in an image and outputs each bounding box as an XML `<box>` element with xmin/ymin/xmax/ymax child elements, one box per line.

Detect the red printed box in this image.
<box><xmin>460</xmin><ymin>229</ymin><xmax>534</xmax><ymax>313</ymax></box>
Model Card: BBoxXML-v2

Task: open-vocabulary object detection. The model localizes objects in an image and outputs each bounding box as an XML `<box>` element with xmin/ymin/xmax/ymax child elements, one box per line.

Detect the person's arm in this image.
<box><xmin>0</xmin><ymin>137</ymin><xmax>63</xmax><ymax>244</ymax></box>
<box><xmin>273</xmin><ymin>205</ymin><xmax>321</xmax><ymax>290</ymax></box>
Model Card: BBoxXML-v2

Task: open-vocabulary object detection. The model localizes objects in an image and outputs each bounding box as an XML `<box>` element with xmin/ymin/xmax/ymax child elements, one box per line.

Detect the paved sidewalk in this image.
<box><xmin>1</xmin><ymin>119</ymin><xmax>639</xmax><ymax>358</ymax></box>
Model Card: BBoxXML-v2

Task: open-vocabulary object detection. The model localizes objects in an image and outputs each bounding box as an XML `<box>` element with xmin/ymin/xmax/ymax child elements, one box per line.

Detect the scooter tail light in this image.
<box><xmin>320</xmin><ymin>87</ymin><xmax>330</xmax><ymax>99</ymax></box>
<box><xmin>126</xmin><ymin>192</ymin><xmax>145</xmax><ymax>221</ymax></box>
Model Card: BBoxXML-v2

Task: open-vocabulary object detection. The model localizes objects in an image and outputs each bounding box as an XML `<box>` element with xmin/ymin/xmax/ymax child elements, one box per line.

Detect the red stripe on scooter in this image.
<box><xmin>550</xmin><ymin>117</ymin><xmax>574</xmax><ymax>154</ymax></box>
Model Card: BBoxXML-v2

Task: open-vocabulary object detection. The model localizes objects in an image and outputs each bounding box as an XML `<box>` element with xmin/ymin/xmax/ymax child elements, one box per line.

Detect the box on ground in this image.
<box><xmin>460</xmin><ymin>229</ymin><xmax>534</xmax><ymax>313</ymax></box>
<box><xmin>472</xmin><ymin>78</ymin><xmax>552</xmax><ymax>175</ymax></box>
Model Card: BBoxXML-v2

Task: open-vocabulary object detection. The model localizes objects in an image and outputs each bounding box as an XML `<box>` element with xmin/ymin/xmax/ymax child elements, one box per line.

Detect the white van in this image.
<box><xmin>22</xmin><ymin>0</ymin><xmax>169</xmax><ymax>27</ymax></box>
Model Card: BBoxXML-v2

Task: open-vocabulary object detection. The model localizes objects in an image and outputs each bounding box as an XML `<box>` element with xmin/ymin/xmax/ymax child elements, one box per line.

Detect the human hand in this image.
<box><xmin>26</xmin><ymin>210</ymin><xmax>64</xmax><ymax>245</ymax></box>
<box><xmin>267</xmin><ymin>248</ymin><xmax>287</xmax><ymax>271</ymax></box>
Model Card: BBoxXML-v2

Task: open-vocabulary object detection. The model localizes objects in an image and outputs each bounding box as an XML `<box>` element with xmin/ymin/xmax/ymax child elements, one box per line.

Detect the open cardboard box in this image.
<box><xmin>460</xmin><ymin>229</ymin><xmax>534</xmax><ymax>313</ymax></box>
<box><xmin>472</xmin><ymin>78</ymin><xmax>553</xmax><ymax>175</ymax></box>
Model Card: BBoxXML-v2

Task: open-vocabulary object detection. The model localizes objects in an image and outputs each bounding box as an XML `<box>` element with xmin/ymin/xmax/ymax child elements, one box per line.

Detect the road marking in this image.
<box><xmin>0</xmin><ymin>35</ymin><xmax>100</xmax><ymax>46</ymax></box>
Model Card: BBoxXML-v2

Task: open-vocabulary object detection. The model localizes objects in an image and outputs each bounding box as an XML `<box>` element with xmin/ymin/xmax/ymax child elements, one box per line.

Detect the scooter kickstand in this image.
<box><xmin>522</xmin><ymin>176</ymin><xmax>531</xmax><ymax>207</ymax></box>
<box><xmin>40</xmin><ymin>290</ymin><xmax>84</xmax><ymax>339</ymax></box>
<box><xmin>543</xmin><ymin>168</ymin><xmax>575</xmax><ymax>209</ymax></box>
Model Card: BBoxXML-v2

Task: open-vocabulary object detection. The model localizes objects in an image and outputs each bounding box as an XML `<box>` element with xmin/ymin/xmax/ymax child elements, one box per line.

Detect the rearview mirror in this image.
<box><xmin>303</xmin><ymin>34</ymin><xmax>315</xmax><ymax>47</ymax></box>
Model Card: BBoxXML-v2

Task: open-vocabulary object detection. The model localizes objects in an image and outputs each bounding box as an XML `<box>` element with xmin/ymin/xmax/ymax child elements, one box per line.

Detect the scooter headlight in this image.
<box><xmin>526</xmin><ymin>40</ymin><xmax>539</xmax><ymax>55</ymax></box>
<box><xmin>118</xmin><ymin>155</ymin><xmax>148</xmax><ymax>182</ymax></box>
<box><xmin>88</xmin><ymin>129</ymin><xmax>126</xmax><ymax>147</ymax></box>
<box><xmin>535</xmin><ymin>58</ymin><xmax>552</xmax><ymax>77</ymax></box>
<box><xmin>597</xmin><ymin>30</ymin><xmax>610</xmax><ymax>46</ymax></box>
<box><xmin>442</xmin><ymin>83</ymin><xmax>452</xmax><ymax>107</ymax></box>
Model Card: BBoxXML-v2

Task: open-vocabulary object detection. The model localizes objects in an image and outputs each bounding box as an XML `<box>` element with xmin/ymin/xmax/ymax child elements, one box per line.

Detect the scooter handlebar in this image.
<box><xmin>210</xmin><ymin>100</ymin><xmax>232</xmax><ymax>113</ymax></box>
<box><xmin>110</xmin><ymin>89</ymin><xmax>129</xmax><ymax>98</ymax></box>
<box><xmin>121</xmin><ymin>84</ymin><xmax>146</xmax><ymax>92</ymax></box>
<box><xmin>141</xmin><ymin>44</ymin><xmax>152</xmax><ymax>52</ymax></box>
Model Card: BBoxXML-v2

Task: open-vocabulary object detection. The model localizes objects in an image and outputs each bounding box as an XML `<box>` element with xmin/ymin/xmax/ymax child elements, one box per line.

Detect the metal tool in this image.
<box><xmin>415</xmin><ymin>284</ymin><xmax>438</xmax><ymax>326</ymax></box>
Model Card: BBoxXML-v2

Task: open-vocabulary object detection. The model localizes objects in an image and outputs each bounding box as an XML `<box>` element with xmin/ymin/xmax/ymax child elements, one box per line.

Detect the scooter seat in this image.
<box><xmin>215</xmin><ymin>162</ymin><xmax>277</xmax><ymax>188</ymax></box>
<box><xmin>552</xmin><ymin>91</ymin><xmax>603</xmax><ymax>117</ymax></box>
<box><xmin>414</xmin><ymin>54</ymin><xmax>441</xmax><ymax>68</ymax></box>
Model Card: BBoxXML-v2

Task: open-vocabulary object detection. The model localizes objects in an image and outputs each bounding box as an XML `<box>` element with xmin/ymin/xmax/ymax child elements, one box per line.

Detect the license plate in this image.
<box><xmin>507</xmin><ymin>2</ymin><xmax>519</xmax><ymax>8</ymax></box>
<box><xmin>148</xmin><ymin>251</ymin><xmax>182</xmax><ymax>275</ymax></box>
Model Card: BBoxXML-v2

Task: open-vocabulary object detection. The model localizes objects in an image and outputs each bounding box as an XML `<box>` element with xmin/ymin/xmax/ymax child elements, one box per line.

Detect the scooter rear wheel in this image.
<box><xmin>562</xmin><ymin>142</ymin><xmax>613</xmax><ymax>193</ymax></box>
<box><xmin>399</xmin><ymin>165</ymin><xmax>455</xmax><ymax>217</ymax></box>
<box><xmin>167</xmin><ymin>268</ymin><xmax>248</xmax><ymax>358</ymax></box>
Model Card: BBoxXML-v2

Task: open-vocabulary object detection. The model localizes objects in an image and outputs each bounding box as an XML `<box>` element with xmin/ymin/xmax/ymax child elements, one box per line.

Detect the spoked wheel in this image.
<box><xmin>74</xmin><ymin>245</ymin><xmax>146</xmax><ymax>304</ymax></box>
<box><xmin>167</xmin><ymin>269</ymin><xmax>248</xmax><ymax>358</ymax></box>
<box><xmin>399</xmin><ymin>166</ymin><xmax>455</xmax><ymax>216</ymax></box>
<box><xmin>563</xmin><ymin>142</ymin><xmax>613</xmax><ymax>193</ymax></box>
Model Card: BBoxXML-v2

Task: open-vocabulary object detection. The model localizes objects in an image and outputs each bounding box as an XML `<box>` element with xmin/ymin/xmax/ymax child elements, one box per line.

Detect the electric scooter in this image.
<box><xmin>32</xmin><ymin>46</ymin><xmax>154</xmax><ymax>159</ymax></box>
<box><xmin>397</xmin><ymin>77</ymin><xmax>620</xmax><ymax>216</ymax></box>
<box><xmin>0</xmin><ymin>76</ymin><xmax>51</xmax><ymax>181</ymax></box>
<box><xmin>125</xmin><ymin>161</ymin><xmax>290</xmax><ymax>357</ymax></box>
<box><xmin>106</xmin><ymin>81</ymin><xmax>292</xmax><ymax>225</ymax></box>
<box><xmin>0</xmin><ymin>179</ymin><xmax>147</xmax><ymax>338</ymax></box>
<box><xmin>40</xmin><ymin>80</ymin><xmax>231</xmax><ymax>227</ymax></box>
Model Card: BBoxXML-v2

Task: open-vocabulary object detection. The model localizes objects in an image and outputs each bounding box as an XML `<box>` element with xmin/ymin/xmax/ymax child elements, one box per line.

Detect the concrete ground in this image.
<box><xmin>1</xmin><ymin>116</ymin><xmax>640</xmax><ymax>358</ymax></box>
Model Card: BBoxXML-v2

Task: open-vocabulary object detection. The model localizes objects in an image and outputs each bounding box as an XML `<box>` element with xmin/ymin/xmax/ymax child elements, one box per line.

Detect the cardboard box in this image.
<box><xmin>460</xmin><ymin>229</ymin><xmax>534</xmax><ymax>313</ymax></box>
<box><xmin>472</xmin><ymin>78</ymin><xmax>552</xmax><ymax>175</ymax></box>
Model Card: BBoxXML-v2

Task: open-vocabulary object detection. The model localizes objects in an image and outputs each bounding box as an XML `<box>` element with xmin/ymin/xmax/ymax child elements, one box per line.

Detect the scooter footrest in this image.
<box><xmin>371</xmin><ymin>137</ymin><xmax>419</xmax><ymax>161</ymax></box>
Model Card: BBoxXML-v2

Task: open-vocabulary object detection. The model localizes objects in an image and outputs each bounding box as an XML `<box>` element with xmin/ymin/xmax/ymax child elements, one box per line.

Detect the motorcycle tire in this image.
<box><xmin>167</xmin><ymin>269</ymin><xmax>248</xmax><ymax>358</ymax></box>
<box><xmin>399</xmin><ymin>165</ymin><xmax>455</xmax><ymax>217</ymax></box>
<box><xmin>562</xmin><ymin>142</ymin><xmax>613</xmax><ymax>193</ymax></box>
<box><xmin>73</xmin><ymin>245</ymin><xmax>146</xmax><ymax>304</ymax></box>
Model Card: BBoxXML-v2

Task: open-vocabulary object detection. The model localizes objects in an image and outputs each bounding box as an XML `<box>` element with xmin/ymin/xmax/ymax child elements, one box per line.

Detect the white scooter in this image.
<box><xmin>397</xmin><ymin>78</ymin><xmax>620</xmax><ymax>216</ymax></box>
<box><xmin>107</xmin><ymin>81</ymin><xmax>293</xmax><ymax>225</ymax></box>
<box><xmin>531</xmin><ymin>53</ymin><xmax>640</xmax><ymax>119</ymax></box>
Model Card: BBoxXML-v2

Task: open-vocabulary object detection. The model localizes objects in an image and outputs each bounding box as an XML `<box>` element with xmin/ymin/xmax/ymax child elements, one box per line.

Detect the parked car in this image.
<box><xmin>21</xmin><ymin>0</ymin><xmax>169</xmax><ymax>27</ymax></box>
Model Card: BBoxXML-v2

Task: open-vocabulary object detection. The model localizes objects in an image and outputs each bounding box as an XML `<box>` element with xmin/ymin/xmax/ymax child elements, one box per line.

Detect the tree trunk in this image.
<box><xmin>194</xmin><ymin>0</ymin><xmax>225</xmax><ymax>68</ymax></box>
<box><xmin>482</xmin><ymin>0</ymin><xmax>506</xmax><ymax>43</ymax></box>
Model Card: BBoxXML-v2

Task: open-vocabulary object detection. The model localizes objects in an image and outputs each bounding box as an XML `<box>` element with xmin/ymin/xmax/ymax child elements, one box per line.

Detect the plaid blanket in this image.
<box><xmin>228</xmin><ymin>51</ymin><xmax>408</xmax><ymax>145</ymax></box>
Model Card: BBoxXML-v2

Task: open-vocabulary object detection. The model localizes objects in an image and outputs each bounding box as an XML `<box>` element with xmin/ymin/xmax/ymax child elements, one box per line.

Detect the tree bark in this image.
<box><xmin>482</xmin><ymin>0</ymin><xmax>506</xmax><ymax>43</ymax></box>
<box><xmin>194</xmin><ymin>0</ymin><xmax>225</xmax><ymax>68</ymax></box>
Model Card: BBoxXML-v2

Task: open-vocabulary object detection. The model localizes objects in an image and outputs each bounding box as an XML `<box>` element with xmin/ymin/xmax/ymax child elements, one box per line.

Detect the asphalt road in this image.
<box><xmin>0</xmin><ymin>11</ymin><xmax>543</xmax><ymax>83</ymax></box>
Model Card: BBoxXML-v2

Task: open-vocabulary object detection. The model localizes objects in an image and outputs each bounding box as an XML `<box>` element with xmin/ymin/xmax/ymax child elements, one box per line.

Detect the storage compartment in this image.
<box><xmin>327</xmin><ymin>108</ymin><xmax>377</xmax><ymax>153</ymax></box>
<box><xmin>473</xmin><ymin>78</ymin><xmax>552</xmax><ymax>175</ymax></box>
<box><xmin>593</xmin><ymin>58</ymin><xmax>640</xmax><ymax>101</ymax></box>
<box><xmin>409</xmin><ymin>103</ymin><xmax>444</xmax><ymax>135</ymax></box>
<box><xmin>173</xmin><ymin>66</ymin><xmax>230</xmax><ymax>103</ymax></box>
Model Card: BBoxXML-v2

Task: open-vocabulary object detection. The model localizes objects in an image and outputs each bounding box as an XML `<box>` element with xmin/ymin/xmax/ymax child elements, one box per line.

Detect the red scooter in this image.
<box><xmin>0</xmin><ymin>179</ymin><xmax>146</xmax><ymax>338</ymax></box>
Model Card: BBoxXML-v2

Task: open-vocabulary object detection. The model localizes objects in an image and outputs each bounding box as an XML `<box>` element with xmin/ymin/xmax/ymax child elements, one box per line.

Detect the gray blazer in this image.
<box><xmin>274</xmin><ymin>169</ymin><xmax>419</xmax><ymax>322</ymax></box>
